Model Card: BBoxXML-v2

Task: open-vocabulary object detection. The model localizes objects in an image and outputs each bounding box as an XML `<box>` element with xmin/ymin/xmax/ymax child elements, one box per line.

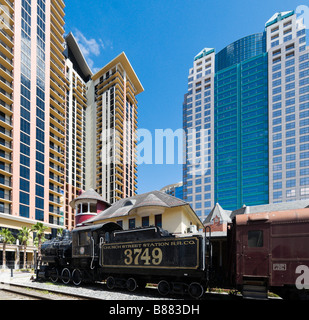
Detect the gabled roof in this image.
<box><xmin>69</xmin><ymin>188</ymin><xmax>111</xmax><ymax>208</ymax></box>
<box><xmin>203</xmin><ymin>203</ymin><xmax>232</xmax><ymax>225</ymax></box>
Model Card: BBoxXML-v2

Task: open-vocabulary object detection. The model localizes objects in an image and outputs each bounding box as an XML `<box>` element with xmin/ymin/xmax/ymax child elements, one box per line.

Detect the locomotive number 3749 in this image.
<box><xmin>124</xmin><ymin>248</ymin><xmax>163</xmax><ymax>266</ymax></box>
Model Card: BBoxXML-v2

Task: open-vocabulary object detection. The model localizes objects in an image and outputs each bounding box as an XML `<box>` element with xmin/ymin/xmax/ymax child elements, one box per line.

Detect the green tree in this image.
<box><xmin>18</xmin><ymin>227</ymin><xmax>31</xmax><ymax>269</ymax></box>
<box><xmin>57</xmin><ymin>228</ymin><xmax>63</xmax><ymax>238</ymax></box>
<box><xmin>0</xmin><ymin>228</ymin><xmax>15</xmax><ymax>269</ymax></box>
<box><xmin>31</xmin><ymin>223</ymin><xmax>48</xmax><ymax>266</ymax></box>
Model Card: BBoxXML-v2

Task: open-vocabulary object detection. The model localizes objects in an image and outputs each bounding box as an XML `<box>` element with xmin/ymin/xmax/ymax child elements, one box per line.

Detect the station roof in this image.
<box><xmin>84</xmin><ymin>190</ymin><xmax>202</xmax><ymax>228</ymax></box>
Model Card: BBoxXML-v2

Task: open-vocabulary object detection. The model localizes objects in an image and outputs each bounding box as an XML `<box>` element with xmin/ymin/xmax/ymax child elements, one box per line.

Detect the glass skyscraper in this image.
<box><xmin>183</xmin><ymin>10</ymin><xmax>309</xmax><ymax>221</ymax></box>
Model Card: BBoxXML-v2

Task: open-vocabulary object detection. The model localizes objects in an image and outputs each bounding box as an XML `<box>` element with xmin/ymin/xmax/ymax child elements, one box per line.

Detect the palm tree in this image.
<box><xmin>18</xmin><ymin>227</ymin><xmax>31</xmax><ymax>269</ymax></box>
<box><xmin>0</xmin><ymin>228</ymin><xmax>15</xmax><ymax>269</ymax></box>
<box><xmin>31</xmin><ymin>222</ymin><xmax>48</xmax><ymax>267</ymax></box>
<box><xmin>57</xmin><ymin>228</ymin><xmax>63</xmax><ymax>238</ymax></box>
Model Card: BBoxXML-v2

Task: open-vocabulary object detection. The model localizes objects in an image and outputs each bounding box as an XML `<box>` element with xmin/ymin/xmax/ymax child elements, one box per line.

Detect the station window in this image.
<box><xmin>129</xmin><ymin>218</ymin><xmax>135</xmax><ymax>229</ymax></box>
<box><xmin>248</xmin><ymin>230</ymin><xmax>263</xmax><ymax>247</ymax></box>
<box><xmin>142</xmin><ymin>216</ymin><xmax>149</xmax><ymax>227</ymax></box>
<box><xmin>155</xmin><ymin>214</ymin><xmax>162</xmax><ymax>228</ymax></box>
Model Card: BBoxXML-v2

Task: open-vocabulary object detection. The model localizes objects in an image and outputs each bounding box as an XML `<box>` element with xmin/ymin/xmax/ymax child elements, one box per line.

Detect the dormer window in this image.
<box><xmin>123</xmin><ymin>199</ymin><xmax>136</xmax><ymax>207</ymax></box>
<box><xmin>124</xmin><ymin>200</ymin><xmax>133</xmax><ymax>207</ymax></box>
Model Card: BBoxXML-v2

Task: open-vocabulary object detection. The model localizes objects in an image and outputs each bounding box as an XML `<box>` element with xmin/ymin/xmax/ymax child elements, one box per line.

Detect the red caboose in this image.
<box><xmin>228</xmin><ymin>209</ymin><xmax>309</xmax><ymax>299</ymax></box>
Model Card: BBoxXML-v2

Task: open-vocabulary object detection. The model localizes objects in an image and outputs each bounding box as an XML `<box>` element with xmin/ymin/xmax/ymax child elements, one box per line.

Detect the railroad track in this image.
<box><xmin>0</xmin><ymin>282</ymin><xmax>94</xmax><ymax>300</ymax></box>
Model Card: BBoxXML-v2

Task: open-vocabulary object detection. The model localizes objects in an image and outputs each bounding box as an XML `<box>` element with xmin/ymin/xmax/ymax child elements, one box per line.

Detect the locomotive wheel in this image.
<box><xmin>61</xmin><ymin>268</ymin><xmax>71</xmax><ymax>284</ymax></box>
<box><xmin>49</xmin><ymin>268</ymin><xmax>59</xmax><ymax>283</ymax></box>
<box><xmin>158</xmin><ymin>280</ymin><xmax>170</xmax><ymax>296</ymax></box>
<box><xmin>126</xmin><ymin>278</ymin><xmax>137</xmax><ymax>292</ymax></box>
<box><xmin>188</xmin><ymin>282</ymin><xmax>204</xmax><ymax>299</ymax></box>
<box><xmin>72</xmin><ymin>269</ymin><xmax>83</xmax><ymax>286</ymax></box>
<box><xmin>106</xmin><ymin>276</ymin><xmax>116</xmax><ymax>290</ymax></box>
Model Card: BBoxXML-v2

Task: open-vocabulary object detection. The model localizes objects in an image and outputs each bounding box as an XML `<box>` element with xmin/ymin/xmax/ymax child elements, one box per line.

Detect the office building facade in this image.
<box><xmin>183</xmin><ymin>10</ymin><xmax>309</xmax><ymax>221</ymax></box>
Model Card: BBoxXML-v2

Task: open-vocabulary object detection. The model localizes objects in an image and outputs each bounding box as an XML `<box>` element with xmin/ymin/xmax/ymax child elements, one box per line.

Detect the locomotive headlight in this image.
<box><xmin>80</xmin><ymin>247</ymin><xmax>85</xmax><ymax>255</ymax></box>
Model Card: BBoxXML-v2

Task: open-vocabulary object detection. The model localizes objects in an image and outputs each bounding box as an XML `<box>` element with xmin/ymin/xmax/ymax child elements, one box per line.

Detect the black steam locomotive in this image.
<box><xmin>37</xmin><ymin>222</ymin><xmax>212</xmax><ymax>299</ymax></box>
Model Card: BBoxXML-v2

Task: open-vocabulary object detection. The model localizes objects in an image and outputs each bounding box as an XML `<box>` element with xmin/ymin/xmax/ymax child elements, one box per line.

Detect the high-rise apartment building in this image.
<box><xmin>7</xmin><ymin>0</ymin><xmax>66</xmax><ymax>226</ymax></box>
<box><xmin>63</xmin><ymin>32</ymin><xmax>91</xmax><ymax>229</ymax></box>
<box><xmin>183</xmin><ymin>10</ymin><xmax>309</xmax><ymax>221</ymax></box>
<box><xmin>63</xmin><ymin>42</ymin><xmax>143</xmax><ymax>227</ymax></box>
<box><xmin>86</xmin><ymin>52</ymin><xmax>143</xmax><ymax>204</ymax></box>
<box><xmin>0</xmin><ymin>1</ymin><xmax>143</xmax><ymax>236</ymax></box>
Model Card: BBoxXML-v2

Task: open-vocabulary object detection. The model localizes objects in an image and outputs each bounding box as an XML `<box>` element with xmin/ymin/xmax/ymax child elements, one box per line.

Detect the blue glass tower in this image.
<box><xmin>214</xmin><ymin>35</ymin><xmax>269</xmax><ymax>210</ymax></box>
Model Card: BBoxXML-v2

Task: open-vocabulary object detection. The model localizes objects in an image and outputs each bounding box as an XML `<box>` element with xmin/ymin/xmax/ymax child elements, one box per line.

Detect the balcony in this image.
<box><xmin>49</xmin><ymin>174</ymin><xmax>63</xmax><ymax>186</ymax></box>
<box><xmin>0</xmin><ymin>189</ymin><xmax>11</xmax><ymax>202</ymax></box>
<box><xmin>49</xmin><ymin>194</ymin><xmax>61</xmax><ymax>205</ymax></box>
<box><xmin>0</xmin><ymin>0</ymin><xmax>14</xmax><ymax>14</ymax></box>
<box><xmin>0</xmin><ymin>176</ymin><xmax>11</xmax><ymax>188</ymax></box>
<box><xmin>0</xmin><ymin>113</ymin><xmax>11</xmax><ymax>129</ymax></box>
<box><xmin>50</xmin><ymin>122</ymin><xmax>64</xmax><ymax>138</ymax></box>
<box><xmin>50</xmin><ymin>114</ymin><xmax>64</xmax><ymax>131</ymax></box>
<box><xmin>49</xmin><ymin>183</ymin><xmax>62</xmax><ymax>195</ymax></box>
<box><xmin>0</xmin><ymin>138</ymin><xmax>11</xmax><ymax>151</ymax></box>
<box><xmin>0</xmin><ymin>86</ymin><xmax>12</xmax><ymax>105</ymax></box>
<box><xmin>51</xmin><ymin>2</ymin><xmax>65</xmax><ymax>31</ymax></box>
<box><xmin>0</xmin><ymin>150</ymin><xmax>11</xmax><ymax>163</ymax></box>
<box><xmin>0</xmin><ymin>61</ymin><xmax>12</xmax><ymax>82</ymax></box>
<box><xmin>50</xmin><ymin>161</ymin><xmax>64</xmax><ymax>174</ymax></box>
<box><xmin>50</xmin><ymin>144</ymin><xmax>64</xmax><ymax>158</ymax></box>
<box><xmin>0</xmin><ymin>205</ymin><xmax>11</xmax><ymax>215</ymax></box>
<box><xmin>0</xmin><ymin>161</ymin><xmax>10</xmax><ymax>172</ymax></box>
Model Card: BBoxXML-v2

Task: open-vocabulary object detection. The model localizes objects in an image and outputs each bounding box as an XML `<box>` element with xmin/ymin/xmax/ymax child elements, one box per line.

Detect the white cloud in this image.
<box><xmin>73</xmin><ymin>29</ymin><xmax>113</xmax><ymax>71</ymax></box>
<box><xmin>75</xmin><ymin>29</ymin><xmax>101</xmax><ymax>57</ymax></box>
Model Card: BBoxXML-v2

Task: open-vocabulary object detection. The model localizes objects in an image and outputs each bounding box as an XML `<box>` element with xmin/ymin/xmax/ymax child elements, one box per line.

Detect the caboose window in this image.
<box><xmin>248</xmin><ymin>230</ymin><xmax>263</xmax><ymax>247</ymax></box>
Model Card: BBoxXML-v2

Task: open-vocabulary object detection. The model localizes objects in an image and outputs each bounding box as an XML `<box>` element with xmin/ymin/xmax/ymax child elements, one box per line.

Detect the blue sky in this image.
<box><xmin>65</xmin><ymin>0</ymin><xmax>303</xmax><ymax>194</ymax></box>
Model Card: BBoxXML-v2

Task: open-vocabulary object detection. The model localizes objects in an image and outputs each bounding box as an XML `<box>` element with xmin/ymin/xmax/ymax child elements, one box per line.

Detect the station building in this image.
<box><xmin>70</xmin><ymin>189</ymin><xmax>203</xmax><ymax>235</ymax></box>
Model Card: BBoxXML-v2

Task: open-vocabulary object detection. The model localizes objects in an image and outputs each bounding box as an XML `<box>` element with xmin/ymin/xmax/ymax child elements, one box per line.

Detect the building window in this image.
<box><xmin>155</xmin><ymin>214</ymin><xmax>162</xmax><ymax>228</ymax></box>
<box><xmin>129</xmin><ymin>218</ymin><xmax>135</xmax><ymax>229</ymax></box>
<box><xmin>142</xmin><ymin>216</ymin><xmax>149</xmax><ymax>227</ymax></box>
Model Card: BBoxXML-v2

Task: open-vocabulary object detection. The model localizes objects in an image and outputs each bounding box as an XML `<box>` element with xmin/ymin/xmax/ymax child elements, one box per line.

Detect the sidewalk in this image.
<box><xmin>0</xmin><ymin>269</ymin><xmax>34</xmax><ymax>283</ymax></box>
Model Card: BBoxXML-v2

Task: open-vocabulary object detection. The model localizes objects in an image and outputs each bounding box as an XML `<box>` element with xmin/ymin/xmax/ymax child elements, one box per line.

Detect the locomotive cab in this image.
<box><xmin>72</xmin><ymin>222</ymin><xmax>123</xmax><ymax>265</ymax></box>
